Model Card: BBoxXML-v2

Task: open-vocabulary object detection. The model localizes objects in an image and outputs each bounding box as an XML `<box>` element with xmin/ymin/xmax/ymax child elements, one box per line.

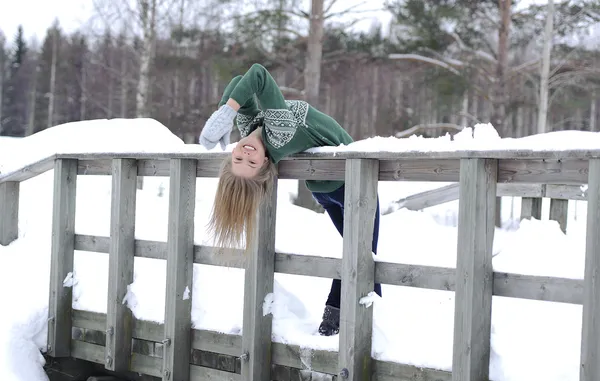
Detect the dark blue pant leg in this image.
<box><xmin>312</xmin><ymin>185</ymin><xmax>382</xmax><ymax>309</ymax></box>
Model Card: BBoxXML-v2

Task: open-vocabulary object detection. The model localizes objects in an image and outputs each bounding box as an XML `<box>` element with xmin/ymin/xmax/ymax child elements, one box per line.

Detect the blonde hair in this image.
<box><xmin>208</xmin><ymin>156</ymin><xmax>278</xmax><ymax>251</ymax></box>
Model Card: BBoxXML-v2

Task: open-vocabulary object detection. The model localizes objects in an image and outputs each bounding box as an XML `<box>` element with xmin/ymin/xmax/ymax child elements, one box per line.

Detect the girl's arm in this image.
<box><xmin>218</xmin><ymin>75</ymin><xmax>260</xmax><ymax>117</ymax></box>
<box><xmin>226</xmin><ymin>63</ymin><xmax>288</xmax><ymax>111</ymax></box>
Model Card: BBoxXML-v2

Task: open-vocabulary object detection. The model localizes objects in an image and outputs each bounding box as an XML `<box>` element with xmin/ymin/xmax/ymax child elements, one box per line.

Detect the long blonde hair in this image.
<box><xmin>208</xmin><ymin>155</ymin><xmax>278</xmax><ymax>251</ymax></box>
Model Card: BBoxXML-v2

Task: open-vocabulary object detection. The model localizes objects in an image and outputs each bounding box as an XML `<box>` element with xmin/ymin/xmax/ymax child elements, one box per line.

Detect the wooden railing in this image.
<box><xmin>0</xmin><ymin>149</ymin><xmax>597</xmax><ymax>381</ymax></box>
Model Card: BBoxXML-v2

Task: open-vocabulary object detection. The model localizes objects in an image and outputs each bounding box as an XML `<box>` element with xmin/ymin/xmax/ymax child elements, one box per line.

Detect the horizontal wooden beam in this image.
<box><xmin>75</xmin><ymin>158</ymin><xmax>589</xmax><ymax>184</ymax></box>
<box><xmin>74</xmin><ymin>234</ymin><xmax>583</xmax><ymax>304</ymax></box>
<box><xmin>55</xmin><ymin>149</ymin><xmax>600</xmax><ymax>161</ymax></box>
<box><xmin>70</xmin><ymin>310</ymin><xmax>451</xmax><ymax>380</ymax></box>
<box><xmin>0</xmin><ymin>155</ymin><xmax>57</xmax><ymax>184</ymax></box>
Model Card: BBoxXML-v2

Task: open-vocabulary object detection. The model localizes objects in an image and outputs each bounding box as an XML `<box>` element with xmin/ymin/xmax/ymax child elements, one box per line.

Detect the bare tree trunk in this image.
<box><xmin>107</xmin><ymin>40</ymin><xmax>114</xmax><ymax>118</ymax></box>
<box><xmin>493</xmin><ymin>0</ymin><xmax>511</xmax><ymax>136</ymax></box>
<box><xmin>47</xmin><ymin>29</ymin><xmax>58</xmax><ymax>129</ymax></box>
<box><xmin>26</xmin><ymin>64</ymin><xmax>38</xmax><ymax>135</ymax></box>
<box><xmin>80</xmin><ymin>58</ymin><xmax>86</xmax><ymax>120</ymax></box>
<box><xmin>0</xmin><ymin>38</ymin><xmax>4</xmax><ymax>134</ymax></box>
<box><xmin>537</xmin><ymin>0</ymin><xmax>554</xmax><ymax>134</ymax></box>
<box><xmin>591</xmin><ymin>92</ymin><xmax>597</xmax><ymax>132</ymax></box>
<box><xmin>295</xmin><ymin>0</ymin><xmax>325</xmax><ymax>211</ymax></box>
<box><xmin>461</xmin><ymin>91</ymin><xmax>469</xmax><ymax>127</ymax></box>
<box><xmin>120</xmin><ymin>43</ymin><xmax>127</xmax><ymax>118</ymax></box>
<box><xmin>136</xmin><ymin>0</ymin><xmax>157</xmax><ymax>118</ymax></box>
<box><xmin>135</xmin><ymin>0</ymin><xmax>156</xmax><ymax>190</ymax></box>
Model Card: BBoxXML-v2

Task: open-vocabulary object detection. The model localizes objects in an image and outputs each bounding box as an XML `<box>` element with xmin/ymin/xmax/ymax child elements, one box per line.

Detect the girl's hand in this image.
<box><xmin>199</xmin><ymin>104</ymin><xmax>237</xmax><ymax>150</ymax></box>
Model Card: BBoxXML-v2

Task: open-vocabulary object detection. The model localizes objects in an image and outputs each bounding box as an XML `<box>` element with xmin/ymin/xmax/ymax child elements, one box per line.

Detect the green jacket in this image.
<box><xmin>218</xmin><ymin>63</ymin><xmax>353</xmax><ymax>193</ymax></box>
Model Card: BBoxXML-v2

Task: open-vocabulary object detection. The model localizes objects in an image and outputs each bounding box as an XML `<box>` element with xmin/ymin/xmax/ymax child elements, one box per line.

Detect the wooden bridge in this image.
<box><xmin>0</xmin><ymin>149</ymin><xmax>598</xmax><ymax>381</ymax></box>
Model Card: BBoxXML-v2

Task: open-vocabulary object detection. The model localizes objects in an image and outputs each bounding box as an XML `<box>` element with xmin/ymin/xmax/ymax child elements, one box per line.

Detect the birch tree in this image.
<box><xmin>537</xmin><ymin>0</ymin><xmax>555</xmax><ymax>134</ymax></box>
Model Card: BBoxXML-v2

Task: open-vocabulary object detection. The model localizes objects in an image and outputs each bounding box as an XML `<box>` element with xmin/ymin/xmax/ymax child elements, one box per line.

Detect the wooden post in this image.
<box><xmin>521</xmin><ymin>197</ymin><xmax>542</xmax><ymax>220</ymax></box>
<box><xmin>580</xmin><ymin>158</ymin><xmax>600</xmax><ymax>381</ymax></box>
<box><xmin>241</xmin><ymin>173</ymin><xmax>278</xmax><ymax>381</ymax></box>
<box><xmin>48</xmin><ymin>159</ymin><xmax>78</xmax><ymax>357</ymax></box>
<box><xmin>549</xmin><ymin>198</ymin><xmax>568</xmax><ymax>233</ymax></box>
<box><xmin>0</xmin><ymin>181</ymin><xmax>19</xmax><ymax>245</ymax></box>
<box><xmin>338</xmin><ymin>159</ymin><xmax>379</xmax><ymax>381</ymax></box>
<box><xmin>163</xmin><ymin>159</ymin><xmax>196</xmax><ymax>381</ymax></box>
<box><xmin>452</xmin><ymin>158</ymin><xmax>497</xmax><ymax>381</ymax></box>
<box><xmin>105</xmin><ymin>159</ymin><xmax>137</xmax><ymax>371</ymax></box>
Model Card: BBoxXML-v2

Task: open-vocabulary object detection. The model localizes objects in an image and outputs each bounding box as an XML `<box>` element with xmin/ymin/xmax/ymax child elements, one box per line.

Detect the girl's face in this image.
<box><xmin>231</xmin><ymin>128</ymin><xmax>268</xmax><ymax>178</ymax></box>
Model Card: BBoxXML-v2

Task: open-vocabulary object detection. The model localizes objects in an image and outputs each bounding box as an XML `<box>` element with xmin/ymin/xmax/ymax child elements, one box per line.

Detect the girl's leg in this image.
<box><xmin>312</xmin><ymin>185</ymin><xmax>382</xmax><ymax>336</ymax></box>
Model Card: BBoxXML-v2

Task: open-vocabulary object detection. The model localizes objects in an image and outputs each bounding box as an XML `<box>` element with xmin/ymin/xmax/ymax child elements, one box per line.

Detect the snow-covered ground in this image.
<box><xmin>0</xmin><ymin>119</ymin><xmax>594</xmax><ymax>381</ymax></box>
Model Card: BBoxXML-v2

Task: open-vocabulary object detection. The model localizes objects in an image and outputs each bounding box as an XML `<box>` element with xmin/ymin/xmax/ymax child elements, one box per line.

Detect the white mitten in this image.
<box><xmin>199</xmin><ymin>104</ymin><xmax>237</xmax><ymax>150</ymax></box>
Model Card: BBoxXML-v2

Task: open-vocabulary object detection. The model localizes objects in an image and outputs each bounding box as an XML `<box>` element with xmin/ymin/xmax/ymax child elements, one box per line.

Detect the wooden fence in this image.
<box><xmin>0</xmin><ymin>149</ymin><xmax>598</xmax><ymax>381</ymax></box>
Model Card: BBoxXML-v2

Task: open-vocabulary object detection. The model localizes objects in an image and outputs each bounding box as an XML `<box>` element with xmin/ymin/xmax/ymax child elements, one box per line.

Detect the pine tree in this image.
<box><xmin>3</xmin><ymin>25</ymin><xmax>29</xmax><ymax>136</ymax></box>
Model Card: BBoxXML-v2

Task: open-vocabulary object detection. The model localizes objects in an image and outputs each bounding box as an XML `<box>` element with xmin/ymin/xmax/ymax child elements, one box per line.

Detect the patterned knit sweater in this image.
<box><xmin>218</xmin><ymin>63</ymin><xmax>353</xmax><ymax>193</ymax></box>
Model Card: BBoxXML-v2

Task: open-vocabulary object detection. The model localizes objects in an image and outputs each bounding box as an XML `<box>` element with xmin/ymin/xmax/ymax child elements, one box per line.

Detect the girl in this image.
<box><xmin>199</xmin><ymin>63</ymin><xmax>382</xmax><ymax>336</ymax></box>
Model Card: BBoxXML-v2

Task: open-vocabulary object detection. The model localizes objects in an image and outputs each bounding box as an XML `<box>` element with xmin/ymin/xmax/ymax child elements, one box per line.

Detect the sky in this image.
<box><xmin>0</xmin><ymin>0</ymin><xmax>394</xmax><ymax>43</ymax></box>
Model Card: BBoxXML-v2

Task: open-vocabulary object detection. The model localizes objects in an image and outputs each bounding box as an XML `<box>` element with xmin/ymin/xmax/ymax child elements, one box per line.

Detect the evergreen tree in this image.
<box><xmin>3</xmin><ymin>25</ymin><xmax>29</xmax><ymax>136</ymax></box>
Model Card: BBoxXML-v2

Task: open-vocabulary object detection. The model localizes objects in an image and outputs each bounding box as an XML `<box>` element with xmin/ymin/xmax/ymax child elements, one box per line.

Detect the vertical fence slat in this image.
<box><xmin>520</xmin><ymin>197</ymin><xmax>542</xmax><ymax>220</ymax></box>
<box><xmin>580</xmin><ymin>158</ymin><xmax>600</xmax><ymax>381</ymax></box>
<box><xmin>338</xmin><ymin>158</ymin><xmax>379</xmax><ymax>381</ymax></box>
<box><xmin>48</xmin><ymin>159</ymin><xmax>78</xmax><ymax>357</ymax></box>
<box><xmin>549</xmin><ymin>198</ymin><xmax>568</xmax><ymax>233</ymax></box>
<box><xmin>0</xmin><ymin>181</ymin><xmax>19</xmax><ymax>245</ymax></box>
<box><xmin>241</xmin><ymin>174</ymin><xmax>278</xmax><ymax>381</ymax></box>
<box><xmin>162</xmin><ymin>158</ymin><xmax>196</xmax><ymax>381</ymax></box>
<box><xmin>452</xmin><ymin>158</ymin><xmax>497</xmax><ymax>381</ymax></box>
<box><xmin>105</xmin><ymin>159</ymin><xmax>137</xmax><ymax>371</ymax></box>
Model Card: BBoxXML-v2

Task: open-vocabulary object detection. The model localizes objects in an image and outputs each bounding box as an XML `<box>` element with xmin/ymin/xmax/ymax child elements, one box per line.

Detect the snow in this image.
<box><xmin>0</xmin><ymin>118</ymin><xmax>598</xmax><ymax>381</ymax></box>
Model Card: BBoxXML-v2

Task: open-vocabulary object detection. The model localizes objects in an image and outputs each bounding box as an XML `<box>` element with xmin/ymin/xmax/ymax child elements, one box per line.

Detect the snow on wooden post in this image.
<box><xmin>47</xmin><ymin>159</ymin><xmax>78</xmax><ymax>357</ymax></box>
<box><xmin>241</xmin><ymin>173</ymin><xmax>278</xmax><ymax>381</ymax></box>
<box><xmin>452</xmin><ymin>158</ymin><xmax>497</xmax><ymax>381</ymax></box>
<box><xmin>0</xmin><ymin>181</ymin><xmax>19</xmax><ymax>245</ymax></box>
<box><xmin>163</xmin><ymin>158</ymin><xmax>197</xmax><ymax>381</ymax></box>
<box><xmin>338</xmin><ymin>158</ymin><xmax>379</xmax><ymax>381</ymax></box>
<box><xmin>105</xmin><ymin>159</ymin><xmax>137</xmax><ymax>372</ymax></box>
<box><xmin>580</xmin><ymin>158</ymin><xmax>600</xmax><ymax>381</ymax></box>
<box><xmin>549</xmin><ymin>198</ymin><xmax>568</xmax><ymax>233</ymax></box>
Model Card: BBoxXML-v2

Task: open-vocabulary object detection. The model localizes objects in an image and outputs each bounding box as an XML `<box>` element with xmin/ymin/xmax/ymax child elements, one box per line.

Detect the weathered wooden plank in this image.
<box><xmin>521</xmin><ymin>197</ymin><xmax>542</xmax><ymax>220</ymax></box>
<box><xmin>549</xmin><ymin>198</ymin><xmax>568</xmax><ymax>233</ymax></box>
<box><xmin>105</xmin><ymin>159</ymin><xmax>137</xmax><ymax>371</ymax></box>
<box><xmin>72</xmin><ymin>319</ymin><xmax>453</xmax><ymax>381</ymax></box>
<box><xmin>0</xmin><ymin>181</ymin><xmax>19</xmax><ymax>245</ymax></box>
<box><xmin>546</xmin><ymin>184</ymin><xmax>588</xmax><ymax>201</ymax></box>
<box><xmin>374</xmin><ymin>360</ymin><xmax>452</xmax><ymax>381</ymax></box>
<box><xmin>73</xmin><ymin>155</ymin><xmax>591</xmax><ymax>184</ymax></box>
<box><xmin>272</xmin><ymin>342</ymin><xmax>338</xmax><ymax>375</ymax></box>
<box><xmin>192</xmin><ymin>329</ymin><xmax>241</xmax><ymax>357</ymax></box>
<box><xmin>379</xmin><ymin>159</ymin><xmax>460</xmax><ymax>182</ymax></box>
<box><xmin>163</xmin><ymin>158</ymin><xmax>197</xmax><ymax>381</ymax></box>
<box><xmin>241</xmin><ymin>173</ymin><xmax>278</xmax><ymax>381</ymax></box>
<box><xmin>339</xmin><ymin>159</ymin><xmax>379</xmax><ymax>381</ymax></box>
<box><xmin>73</xmin><ymin>234</ymin><xmax>584</xmax><ymax>303</ymax></box>
<box><xmin>376</xmin><ymin>262</ymin><xmax>455</xmax><ymax>291</ymax></box>
<box><xmin>452</xmin><ymin>158</ymin><xmax>497</xmax><ymax>381</ymax></box>
<box><xmin>55</xmin><ymin>148</ymin><xmax>600</xmax><ymax>161</ymax></box>
<box><xmin>71</xmin><ymin>339</ymin><xmax>163</xmax><ymax>377</ymax></box>
<box><xmin>190</xmin><ymin>365</ymin><xmax>240</xmax><ymax>381</ymax></box>
<box><xmin>389</xmin><ymin>183</ymin><xmax>460</xmax><ymax>212</ymax></box>
<box><xmin>0</xmin><ymin>155</ymin><xmax>57</xmax><ymax>183</ymax></box>
<box><xmin>277</xmin><ymin>159</ymin><xmax>346</xmax><ymax>180</ymax></box>
<box><xmin>79</xmin><ymin>159</ymin><xmax>171</xmax><ymax>177</ymax></box>
<box><xmin>493</xmin><ymin>272</ymin><xmax>582</xmax><ymax>304</ymax></box>
<box><xmin>499</xmin><ymin>159</ymin><xmax>588</xmax><ymax>184</ymax></box>
<box><xmin>581</xmin><ymin>158</ymin><xmax>600</xmax><ymax>381</ymax></box>
<box><xmin>48</xmin><ymin>159</ymin><xmax>78</xmax><ymax>357</ymax></box>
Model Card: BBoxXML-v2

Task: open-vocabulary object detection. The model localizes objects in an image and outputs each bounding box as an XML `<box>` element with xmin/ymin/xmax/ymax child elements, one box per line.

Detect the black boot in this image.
<box><xmin>318</xmin><ymin>305</ymin><xmax>340</xmax><ymax>336</ymax></box>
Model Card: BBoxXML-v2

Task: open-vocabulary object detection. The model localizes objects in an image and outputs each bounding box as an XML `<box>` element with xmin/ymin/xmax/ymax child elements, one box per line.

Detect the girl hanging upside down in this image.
<box><xmin>199</xmin><ymin>63</ymin><xmax>382</xmax><ymax>336</ymax></box>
